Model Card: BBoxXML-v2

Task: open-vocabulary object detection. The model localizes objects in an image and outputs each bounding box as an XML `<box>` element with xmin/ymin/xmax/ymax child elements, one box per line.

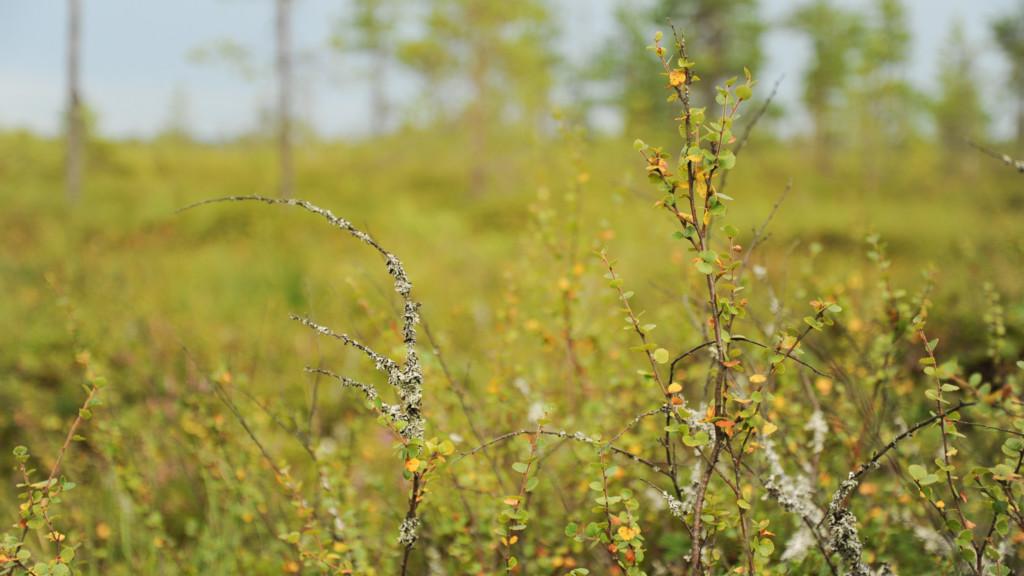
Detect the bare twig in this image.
<box><xmin>849</xmin><ymin>401</ymin><xmax>974</xmax><ymax>485</ymax></box>
<box><xmin>720</xmin><ymin>76</ymin><xmax>783</xmax><ymax>194</ymax></box>
<box><xmin>967</xmin><ymin>140</ymin><xmax>1024</xmax><ymax>173</ymax></box>
<box><xmin>457</xmin><ymin>429</ymin><xmax>665</xmax><ymax>477</ymax></box>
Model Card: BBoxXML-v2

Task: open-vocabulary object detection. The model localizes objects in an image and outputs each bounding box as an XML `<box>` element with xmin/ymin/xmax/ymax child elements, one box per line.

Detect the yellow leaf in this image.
<box><xmin>667</xmin><ymin>382</ymin><xmax>683</xmax><ymax>394</ymax></box>
<box><xmin>749</xmin><ymin>374</ymin><xmax>767</xmax><ymax>384</ymax></box>
<box><xmin>762</xmin><ymin>422</ymin><xmax>778</xmax><ymax>436</ymax></box>
<box><xmin>617</xmin><ymin>526</ymin><xmax>638</xmax><ymax>541</ymax></box>
<box><xmin>405</xmin><ymin>458</ymin><xmax>421</xmax><ymax>473</ymax></box>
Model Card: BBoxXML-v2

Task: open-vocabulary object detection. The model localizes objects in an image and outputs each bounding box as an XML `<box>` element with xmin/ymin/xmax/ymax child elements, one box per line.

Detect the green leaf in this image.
<box><xmin>908</xmin><ymin>464</ymin><xmax>927</xmax><ymax>480</ymax></box>
<box><xmin>565</xmin><ymin>522</ymin><xmax>578</xmax><ymax>537</ymax></box>
<box><xmin>59</xmin><ymin>547</ymin><xmax>76</xmax><ymax>563</ymax></box>
<box><xmin>511</xmin><ymin>462</ymin><xmax>529</xmax><ymax>474</ymax></box>
<box><xmin>683</xmin><ymin>431</ymin><xmax>710</xmax><ymax>447</ymax></box>
<box><xmin>653</xmin><ymin>348</ymin><xmax>670</xmax><ymax>364</ymax></box>
<box><xmin>525</xmin><ymin>476</ymin><xmax>540</xmax><ymax>493</ymax></box>
<box><xmin>718</xmin><ymin>150</ymin><xmax>736</xmax><ymax>170</ymax></box>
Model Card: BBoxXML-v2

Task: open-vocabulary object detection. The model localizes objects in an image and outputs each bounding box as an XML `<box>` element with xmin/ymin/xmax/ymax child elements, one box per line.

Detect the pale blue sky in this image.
<box><xmin>0</xmin><ymin>0</ymin><xmax>1018</xmax><ymax>139</ymax></box>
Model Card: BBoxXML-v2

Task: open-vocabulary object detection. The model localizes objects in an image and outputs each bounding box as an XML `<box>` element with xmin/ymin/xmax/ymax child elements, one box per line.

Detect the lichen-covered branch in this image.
<box><xmin>180</xmin><ymin>195</ymin><xmax>427</xmax><ymax>570</ymax></box>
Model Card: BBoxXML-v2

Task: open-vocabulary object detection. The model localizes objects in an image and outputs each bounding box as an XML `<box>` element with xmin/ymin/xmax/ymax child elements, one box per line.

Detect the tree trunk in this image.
<box><xmin>1017</xmin><ymin>97</ymin><xmax>1024</xmax><ymax>150</ymax></box>
<box><xmin>66</xmin><ymin>0</ymin><xmax>83</xmax><ymax>203</ymax></box>
<box><xmin>468</xmin><ymin>35</ymin><xmax>489</xmax><ymax>196</ymax></box>
<box><xmin>276</xmin><ymin>0</ymin><xmax>294</xmax><ymax>199</ymax></box>
<box><xmin>370</xmin><ymin>48</ymin><xmax>389</xmax><ymax>133</ymax></box>
<box><xmin>812</xmin><ymin>105</ymin><xmax>832</xmax><ymax>173</ymax></box>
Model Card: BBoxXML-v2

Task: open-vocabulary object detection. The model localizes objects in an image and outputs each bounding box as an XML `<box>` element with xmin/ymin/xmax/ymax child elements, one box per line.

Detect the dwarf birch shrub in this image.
<box><xmin>5</xmin><ymin>28</ymin><xmax>1024</xmax><ymax>576</ymax></box>
<box><xmin>168</xmin><ymin>29</ymin><xmax>1023</xmax><ymax>576</ymax></box>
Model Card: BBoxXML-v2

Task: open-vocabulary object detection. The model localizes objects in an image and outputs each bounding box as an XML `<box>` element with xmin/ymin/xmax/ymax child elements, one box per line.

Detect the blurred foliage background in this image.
<box><xmin>1</xmin><ymin>0</ymin><xmax>1023</xmax><ymax>574</ymax></box>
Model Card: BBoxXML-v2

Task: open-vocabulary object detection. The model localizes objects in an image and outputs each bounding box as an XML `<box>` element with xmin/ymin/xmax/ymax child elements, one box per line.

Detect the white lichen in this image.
<box><xmin>780</xmin><ymin>525</ymin><xmax>815</xmax><ymax>562</ymax></box>
<box><xmin>398</xmin><ymin>517</ymin><xmax>421</xmax><ymax>547</ymax></box>
<box><xmin>762</xmin><ymin>438</ymin><xmax>821</xmax><ymax>523</ymax></box>
<box><xmin>825</xmin><ymin>472</ymin><xmax>872</xmax><ymax>576</ymax></box>
<box><xmin>912</xmin><ymin>524</ymin><xmax>950</xmax><ymax>554</ymax></box>
<box><xmin>805</xmin><ymin>409</ymin><xmax>828</xmax><ymax>455</ymax></box>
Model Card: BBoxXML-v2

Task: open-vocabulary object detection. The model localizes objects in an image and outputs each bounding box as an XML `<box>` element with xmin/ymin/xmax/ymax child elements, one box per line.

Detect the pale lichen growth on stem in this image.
<box><xmin>179</xmin><ymin>195</ymin><xmax>427</xmax><ymax>567</ymax></box>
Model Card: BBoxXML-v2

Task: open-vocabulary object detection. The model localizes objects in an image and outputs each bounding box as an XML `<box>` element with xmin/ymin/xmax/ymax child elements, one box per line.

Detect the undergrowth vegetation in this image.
<box><xmin>2</xmin><ymin>29</ymin><xmax>1024</xmax><ymax>576</ymax></box>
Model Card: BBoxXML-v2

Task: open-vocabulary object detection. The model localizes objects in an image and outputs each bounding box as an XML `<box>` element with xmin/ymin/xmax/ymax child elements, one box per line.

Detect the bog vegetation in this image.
<box><xmin>2</xmin><ymin>1</ymin><xmax>1024</xmax><ymax>575</ymax></box>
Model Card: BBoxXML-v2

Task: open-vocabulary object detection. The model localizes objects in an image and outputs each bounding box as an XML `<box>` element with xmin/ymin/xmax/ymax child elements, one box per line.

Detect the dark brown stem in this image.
<box><xmin>399</xmin><ymin>472</ymin><xmax>422</xmax><ymax>576</ymax></box>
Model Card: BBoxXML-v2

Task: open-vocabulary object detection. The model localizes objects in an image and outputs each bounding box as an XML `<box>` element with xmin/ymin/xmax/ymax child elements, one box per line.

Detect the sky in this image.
<box><xmin>0</xmin><ymin>0</ymin><xmax>1019</xmax><ymax>140</ymax></box>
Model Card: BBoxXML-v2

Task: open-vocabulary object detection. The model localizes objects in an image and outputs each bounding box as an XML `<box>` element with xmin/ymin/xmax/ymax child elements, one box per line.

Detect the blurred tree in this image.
<box><xmin>65</xmin><ymin>0</ymin><xmax>83</xmax><ymax>203</ymax></box>
<box><xmin>852</xmin><ymin>0</ymin><xmax>922</xmax><ymax>144</ymax></box>
<box><xmin>652</xmin><ymin>0</ymin><xmax>765</xmax><ymax>110</ymax></box>
<box><xmin>992</xmin><ymin>2</ymin><xmax>1024</xmax><ymax>146</ymax></box>
<box><xmin>844</xmin><ymin>0</ymin><xmax>924</xmax><ymax>191</ymax></box>
<box><xmin>588</xmin><ymin>4</ymin><xmax>670</xmax><ymax>137</ymax></box>
<box><xmin>593</xmin><ymin>0</ymin><xmax>763</xmax><ymax>137</ymax></box>
<box><xmin>276</xmin><ymin>0</ymin><xmax>294</xmax><ymax>198</ymax></box>
<box><xmin>331</xmin><ymin>0</ymin><xmax>401</xmax><ymax>133</ymax></box>
<box><xmin>188</xmin><ymin>40</ymin><xmax>257</xmax><ymax>82</ymax></box>
<box><xmin>932</xmin><ymin>22</ymin><xmax>988</xmax><ymax>152</ymax></box>
<box><xmin>786</xmin><ymin>0</ymin><xmax>863</xmax><ymax>156</ymax></box>
<box><xmin>159</xmin><ymin>85</ymin><xmax>193</xmax><ymax>143</ymax></box>
<box><xmin>398</xmin><ymin>0</ymin><xmax>555</xmax><ymax>194</ymax></box>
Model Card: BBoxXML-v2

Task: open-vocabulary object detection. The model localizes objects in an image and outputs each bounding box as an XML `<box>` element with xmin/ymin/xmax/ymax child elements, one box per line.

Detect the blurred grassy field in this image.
<box><xmin>2</xmin><ymin>128</ymin><xmax>1020</xmax><ymax>365</ymax></box>
<box><xmin>0</xmin><ymin>127</ymin><xmax>1022</xmax><ymax>573</ymax></box>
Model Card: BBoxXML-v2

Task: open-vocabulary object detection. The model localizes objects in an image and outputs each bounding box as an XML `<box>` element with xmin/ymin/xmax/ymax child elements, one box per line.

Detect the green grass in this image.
<box><xmin>1</xmin><ymin>127</ymin><xmax>1022</xmax><ymax>574</ymax></box>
